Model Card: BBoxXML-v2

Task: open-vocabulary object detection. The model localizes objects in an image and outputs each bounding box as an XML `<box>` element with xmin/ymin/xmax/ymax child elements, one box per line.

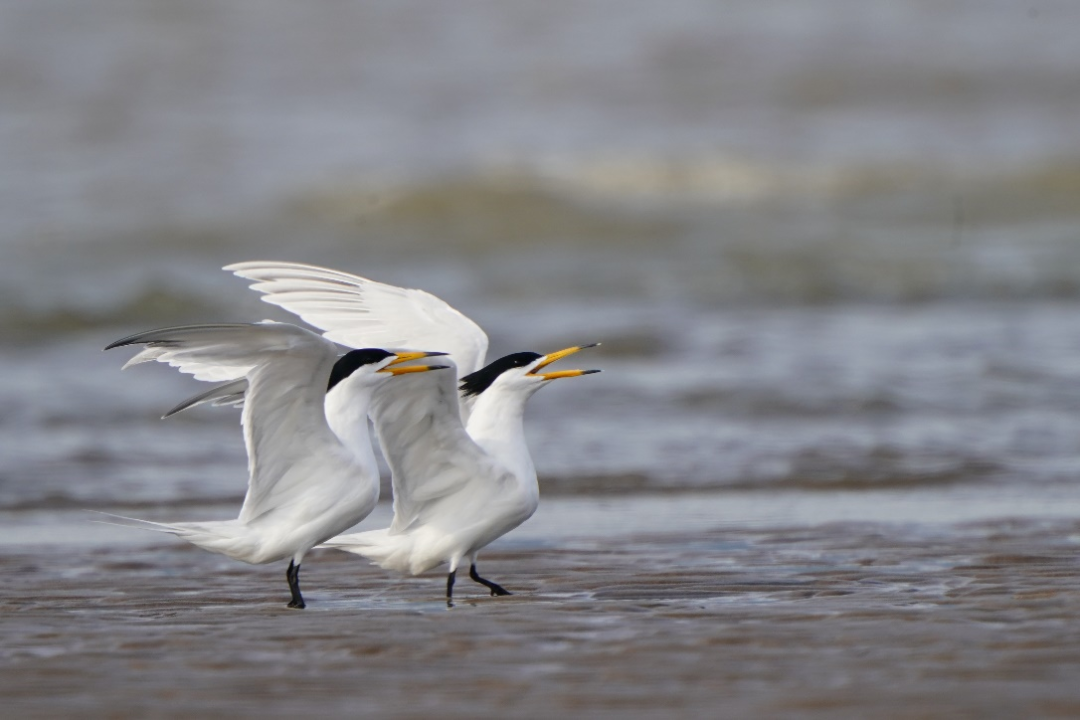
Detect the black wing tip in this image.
<box><xmin>161</xmin><ymin>401</ymin><xmax>194</xmax><ymax>419</ymax></box>
<box><xmin>104</xmin><ymin>336</ymin><xmax>138</xmax><ymax>351</ymax></box>
<box><xmin>104</xmin><ymin>323</ymin><xmax>263</xmax><ymax>352</ymax></box>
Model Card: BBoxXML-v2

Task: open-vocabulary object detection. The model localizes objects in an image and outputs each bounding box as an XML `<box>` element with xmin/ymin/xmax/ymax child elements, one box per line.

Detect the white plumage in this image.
<box><xmin>105</xmin><ymin>321</ymin><xmax>446</xmax><ymax>608</ymax></box>
<box><xmin>324</xmin><ymin>346</ymin><xmax>599</xmax><ymax>604</ymax></box>
<box><xmin>222</xmin><ymin>262</ymin><xmax>601</xmax><ymax>604</ymax></box>
<box><xmin>225</xmin><ymin>261</ymin><xmax>490</xmax><ymax>377</ymax></box>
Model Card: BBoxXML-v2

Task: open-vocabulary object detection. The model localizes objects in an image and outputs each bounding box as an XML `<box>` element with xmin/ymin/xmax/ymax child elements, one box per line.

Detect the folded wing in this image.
<box><xmin>369</xmin><ymin>358</ymin><xmax>512</xmax><ymax>535</ymax></box>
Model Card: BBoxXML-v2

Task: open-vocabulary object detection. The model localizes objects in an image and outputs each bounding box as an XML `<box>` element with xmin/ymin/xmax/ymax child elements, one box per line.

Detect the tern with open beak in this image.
<box><xmin>104</xmin><ymin>321</ymin><xmax>447</xmax><ymax>609</ymax></box>
<box><xmin>323</xmin><ymin>343</ymin><xmax>600</xmax><ymax>605</ymax></box>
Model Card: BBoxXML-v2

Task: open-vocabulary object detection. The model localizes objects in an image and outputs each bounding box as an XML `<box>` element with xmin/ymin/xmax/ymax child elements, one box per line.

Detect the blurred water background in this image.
<box><xmin>4</xmin><ymin>0</ymin><xmax>1080</xmax><ymax>522</ymax></box>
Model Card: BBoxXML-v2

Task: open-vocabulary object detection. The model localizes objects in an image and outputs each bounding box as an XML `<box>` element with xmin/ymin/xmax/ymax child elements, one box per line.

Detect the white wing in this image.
<box><xmin>225</xmin><ymin>261</ymin><xmax>489</xmax><ymax>376</ymax></box>
<box><xmin>110</xmin><ymin>322</ymin><xmax>262</xmax><ymax>382</ymax></box>
<box><xmin>108</xmin><ymin>322</ymin><xmax>354</xmax><ymax>524</ymax></box>
<box><xmin>369</xmin><ymin>358</ymin><xmax>513</xmax><ymax>535</ymax></box>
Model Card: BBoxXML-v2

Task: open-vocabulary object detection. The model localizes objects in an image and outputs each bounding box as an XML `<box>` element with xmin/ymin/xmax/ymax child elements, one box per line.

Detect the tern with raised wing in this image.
<box><xmin>105</xmin><ymin>322</ymin><xmax>447</xmax><ymax>608</ymax></box>
<box><xmin>223</xmin><ymin>262</ymin><xmax>603</xmax><ymax>602</ymax></box>
<box><xmin>213</xmin><ymin>262</ymin><xmax>603</xmax><ymax>602</ymax></box>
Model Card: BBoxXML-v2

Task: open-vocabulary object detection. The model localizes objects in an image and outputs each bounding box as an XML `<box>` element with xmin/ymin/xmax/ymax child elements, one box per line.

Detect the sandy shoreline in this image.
<box><xmin>4</xmin><ymin>513</ymin><xmax>1080</xmax><ymax>718</ymax></box>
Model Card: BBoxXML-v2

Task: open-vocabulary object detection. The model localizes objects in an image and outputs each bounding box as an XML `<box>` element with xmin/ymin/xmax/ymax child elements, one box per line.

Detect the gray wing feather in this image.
<box><xmin>162</xmin><ymin>378</ymin><xmax>249</xmax><ymax>418</ymax></box>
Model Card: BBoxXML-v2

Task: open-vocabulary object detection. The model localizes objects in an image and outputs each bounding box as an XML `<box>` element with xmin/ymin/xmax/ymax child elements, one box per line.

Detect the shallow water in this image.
<box><xmin>9</xmin><ymin>483</ymin><xmax>1080</xmax><ymax>549</ymax></box>
<box><xmin>4</xmin><ymin>515</ymin><xmax>1080</xmax><ymax>718</ymax></box>
<box><xmin>7</xmin><ymin>301</ymin><xmax>1080</xmax><ymax>514</ymax></box>
<box><xmin>6</xmin><ymin>490</ymin><xmax>1080</xmax><ymax>716</ymax></box>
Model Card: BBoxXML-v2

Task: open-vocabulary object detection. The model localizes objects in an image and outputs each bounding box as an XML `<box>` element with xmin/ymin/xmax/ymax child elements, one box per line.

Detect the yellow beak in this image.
<box><xmin>528</xmin><ymin>343</ymin><xmax>602</xmax><ymax>380</ymax></box>
<box><xmin>382</xmin><ymin>364</ymin><xmax>449</xmax><ymax>376</ymax></box>
<box><xmin>389</xmin><ymin>351</ymin><xmax>447</xmax><ymax>365</ymax></box>
<box><xmin>379</xmin><ymin>351</ymin><xmax>450</xmax><ymax>375</ymax></box>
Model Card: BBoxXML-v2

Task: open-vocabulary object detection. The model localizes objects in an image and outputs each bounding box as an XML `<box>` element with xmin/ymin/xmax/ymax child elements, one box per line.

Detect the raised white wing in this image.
<box><xmin>225</xmin><ymin>261</ymin><xmax>489</xmax><ymax>377</ymax></box>
<box><xmin>111</xmin><ymin>322</ymin><xmax>261</xmax><ymax>382</ymax></box>
<box><xmin>368</xmin><ymin>358</ymin><xmax>513</xmax><ymax>535</ymax></box>
<box><xmin>107</xmin><ymin>322</ymin><xmax>354</xmax><ymax>524</ymax></box>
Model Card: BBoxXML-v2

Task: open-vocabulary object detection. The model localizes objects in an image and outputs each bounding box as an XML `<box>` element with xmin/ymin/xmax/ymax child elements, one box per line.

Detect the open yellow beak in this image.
<box><xmin>382</xmin><ymin>364</ymin><xmax>449</xmax><ymax>376</ymax></box>
<box><xmin>379</xmin><ymin>351</ymin><xmax>450</xmax><ymax>375</ymax></box>
<box><xmin>528</xmin><ymin>343</ymin><xmax>602</xmax><ymax>380</ymax></box>
<box><xmin>389</xmin><ymin>351</ymin><xmax>447</xmax><ymax>365</ymax></box>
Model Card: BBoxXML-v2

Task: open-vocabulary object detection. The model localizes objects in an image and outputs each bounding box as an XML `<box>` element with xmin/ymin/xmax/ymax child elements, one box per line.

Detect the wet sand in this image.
<box><xmin>4</xmin><ymin>512</ymin><xmax>1080</xmax><ymax>718</ymax></box>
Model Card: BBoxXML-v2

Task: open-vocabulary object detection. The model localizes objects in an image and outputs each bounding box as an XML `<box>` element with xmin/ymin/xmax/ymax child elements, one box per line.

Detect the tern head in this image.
<box><xmin>459</xmin><ymin>344</ymin><xmax>601</xmax><ymax>399</ymax></box>
<box><xmin>328</xmin><ymin>349</ymin><xmax>448</xmax><ymax>392</ymax></box>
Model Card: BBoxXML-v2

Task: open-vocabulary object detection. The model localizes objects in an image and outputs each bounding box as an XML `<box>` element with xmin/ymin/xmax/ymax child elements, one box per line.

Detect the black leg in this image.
<box><xmin>446</xmin><ymin>569</ymin><xmax>457</xmax><ymax>608</ymax></box>
<box><xmin>469</xmin><ymin>563</ymin><xmax>512</xmax><ymax>596</ymax></box>
<box><xmin>286</xmin><ymin>560</ymin><xmax>306</xmax><ymax>609</ymax></box>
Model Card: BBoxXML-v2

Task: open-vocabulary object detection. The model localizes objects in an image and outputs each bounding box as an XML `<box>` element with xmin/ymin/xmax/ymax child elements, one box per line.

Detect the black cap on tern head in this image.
<box><xmin>327</xmin><ymin>348</ymin><xmax>395</xmax><ymax>391</ymax></box>
<box><xmin>459</xmin><ymin>351</ymin><xmax>542</xmax><ymax>397</ymax></box>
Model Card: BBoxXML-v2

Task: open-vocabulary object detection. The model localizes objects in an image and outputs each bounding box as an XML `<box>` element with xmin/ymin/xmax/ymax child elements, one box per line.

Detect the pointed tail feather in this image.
<box><xmin>320</xmin><ymin>529</ymin><xmax>392</xmax><ymax>560</ymax></box>
<box><xmin>319</xmin><ymin>528</ymin><xmax>387</xmax><ymax>551</ymax></box>
<box><xmin>90</xmin><ymin>512</ymin><xmax>273</xmax><ymax>564</ymax></box>
<box><xmin>89</xmin><ymin>511</ymin><xmax>190</xmax><ymax>535</ymax></box>
<box><xmin>321</xmin><ymin>529</ymin><xmax>438</xmax><ymax>575</ymax></box>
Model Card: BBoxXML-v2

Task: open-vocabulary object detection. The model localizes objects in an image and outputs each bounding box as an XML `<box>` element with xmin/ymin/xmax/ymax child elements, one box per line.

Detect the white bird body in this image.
<box><xmin>324</xmin><ymin>348</ymin><xmax>598</xmax><ymax>604</ymax></box>
<box><xmin>106</xmin><ymin>322</ymin><xmax>445</xmax><ymax>607</ymax></box>
<box><xmin>223</xmin><ymin>261</ymin><xmax>600</xmax><ymax>602</ymax></box>
<box><xmin>327</xmin><ymin>360</ymin><xmax>540</xmax><ymax>576</ymax></box>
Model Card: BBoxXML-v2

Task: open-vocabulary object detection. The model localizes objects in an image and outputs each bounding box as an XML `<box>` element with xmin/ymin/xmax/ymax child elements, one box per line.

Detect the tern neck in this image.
<box><xmin>465</xmin><ymin>388</ymin><xmax>536</xmax><ymax>483</ymax></box>
<box><xmin>324</xmin><ymin>383</ymin><xmax>378</xmax><ymax>469</ymax></box>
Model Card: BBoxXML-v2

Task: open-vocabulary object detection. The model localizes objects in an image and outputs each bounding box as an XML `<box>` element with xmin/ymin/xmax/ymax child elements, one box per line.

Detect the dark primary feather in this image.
<box><xmin>163</xmin><ymin>378</ymin><xmax>249</xmax><ymax>418</ymax></box>
<box><xmin>104</xmin><ymin>323</ymin><xmax>257</xmax><ymax>351</ymax></box>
